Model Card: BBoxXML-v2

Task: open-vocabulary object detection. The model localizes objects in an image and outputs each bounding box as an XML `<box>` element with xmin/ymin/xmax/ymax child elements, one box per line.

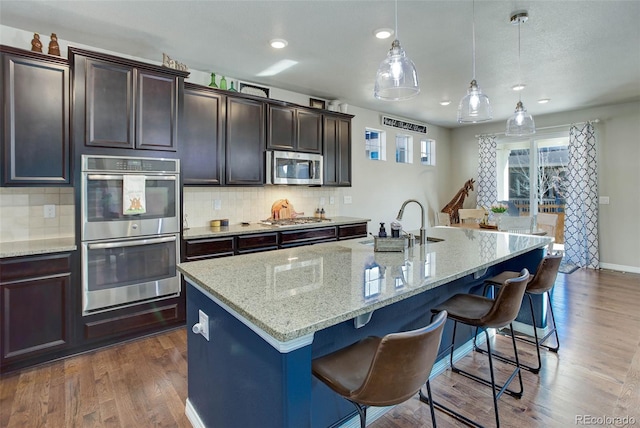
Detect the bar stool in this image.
<box><xmin>479</xmin><ymin>253</ymin><xmax>563</xmax><ymax>373</ymax></box>
<box><xmin>312</xmin><ymin>311</ymin><xmax>447</xmax><ymax>428</ymax></box>
<box><xmin>425</xmin><ymin>269</ymin><xmax>530</xmax><ymax>428</ymax></box>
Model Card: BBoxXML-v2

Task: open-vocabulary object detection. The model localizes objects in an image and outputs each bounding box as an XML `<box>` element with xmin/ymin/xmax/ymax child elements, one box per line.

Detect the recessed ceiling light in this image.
<box><xmin>439</xmin><ymin>100</ymin><xmax>451</xmax><ymax>106</ymax></box>
<box><xmin>538</xmin><ymin>98</ymin><xmax>550</xmax><ymax>104</ymax></box>
<box><xmin>373</xmin><ymin>28</ymin><xmax>394</xmax><ymax>39</ymax></box>
<box><xmin>512</xmin><ymin>83</ymin><xmax>526</xmax><ymax>91</ymax></box>
<box><xmin>270</xmin><ymin>39</ymin><xmax>288</xmax><ymax>49</ymax></box>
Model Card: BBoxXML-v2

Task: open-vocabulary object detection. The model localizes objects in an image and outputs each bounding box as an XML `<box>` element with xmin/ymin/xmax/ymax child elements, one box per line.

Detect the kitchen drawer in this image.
<box><xmin>236</xmin><ymin>232</ymin><xmax>279</xmax><ymax>254</ymax></box>
<box><xmin>337</xmin><ymin>223</ymin><xmax>368</xmax><ymax>240</ymax></box>
<box><xmin>184</xmin><ymin>237</ymin><xmax>234</xmax><ymax>261</ymax></box>
<box><xmin>279</xmin><ymin>227</ymin><xmax>337</xmax><ymax>248</ymax></box>
<box><xmin>0</xmin><ymin>253</ymin><xmax>72</xmax><ymax>283</ymax></box>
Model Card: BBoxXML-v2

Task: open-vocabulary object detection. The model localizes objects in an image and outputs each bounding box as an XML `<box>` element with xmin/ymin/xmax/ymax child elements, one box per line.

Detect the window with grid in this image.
<box><xmin>395</xmin><ymin>134</ymin><xmax>412</xmax><ymax>164</ymax></box>
<box><xmin>365</xmin><ymin>128</ymin><xmax>386</xmax><ymax>161</ymax></box>
<box><xmin>420</xmin><ymin>139</ymin><xmax>436</xmax><ymax>165</ymax></box>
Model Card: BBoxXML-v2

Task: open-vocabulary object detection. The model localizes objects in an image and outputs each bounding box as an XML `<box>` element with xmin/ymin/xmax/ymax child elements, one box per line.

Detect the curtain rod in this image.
<box><xmin>475</xmin><ymin>119</ymin><xmax>600</xmax><ymax>138</ymax></box>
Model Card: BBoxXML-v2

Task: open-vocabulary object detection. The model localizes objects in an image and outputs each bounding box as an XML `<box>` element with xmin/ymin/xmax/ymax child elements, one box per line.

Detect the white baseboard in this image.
<box><xmin>185</xmin><ymin>399</ymin><xmax>205</xmax><ymax>428</ymax></box>
<box><xmin>599</xmin><ymin>262</ymin><xmax>640</xmax><ymax>274</ymax></box>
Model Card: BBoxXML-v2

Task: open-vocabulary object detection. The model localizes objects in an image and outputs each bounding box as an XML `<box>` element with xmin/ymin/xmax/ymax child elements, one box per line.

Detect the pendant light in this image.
<box><xmin>457</xmin><ymin>0</ymin><xmax>492</xmax><ymax>123</ymax></box>
<box><xmin>505</xmin><ymin>11</ymin><xmax>536</xmax><ymax>136</ymax></box>
<box><xmin>374</xmin><ymin>0</ymin><xmax>419</xmax><ymax>101</ymax></box>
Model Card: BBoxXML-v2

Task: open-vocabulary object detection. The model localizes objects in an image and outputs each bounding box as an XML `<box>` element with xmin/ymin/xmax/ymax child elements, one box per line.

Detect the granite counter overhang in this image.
<box><xmin>178</xmin><ymin>227</ymin><xmax>553</xmax><ymax>344</ymax></box>
<box><xmin>181</xmin><ymin>216</ymin><xmax>371</xmax><ymax>239</ymax></box>
<box><xmin>0</xmin><ymin>237</ymin><xmax>77</xmax><ymax>258</ymax></box>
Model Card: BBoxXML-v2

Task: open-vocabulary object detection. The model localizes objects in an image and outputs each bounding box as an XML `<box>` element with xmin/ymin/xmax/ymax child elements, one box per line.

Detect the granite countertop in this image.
<box><xmin>178</xmin><ymin>227</ymin><xmax>553</xmax><ymax>343</ymax></box>
<box><xmin>182</xmin><ymin>216</ymin><xmax>370</xmax><ymax>239</ymax></box>
<box><xmin>0</xmin><ymin>237</ymin><xmax>77</xmax><ymax>258</ymax></box>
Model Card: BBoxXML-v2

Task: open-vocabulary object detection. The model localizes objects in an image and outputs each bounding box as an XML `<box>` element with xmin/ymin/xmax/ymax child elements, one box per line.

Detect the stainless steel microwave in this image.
<box><xmin>266</xmin><ymin>150</ymin><xmax>323</xmax><ymax>185</ymax></box>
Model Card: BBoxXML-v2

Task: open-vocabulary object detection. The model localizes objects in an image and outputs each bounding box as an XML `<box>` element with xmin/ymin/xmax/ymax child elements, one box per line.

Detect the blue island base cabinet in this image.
<box><xmin>184</xmin><ymin>247</ymin><xmax>545</xmax><ymax>428</ymax></box>
<box><xmin>180</xmin><ymin>229</ymin><xmax>552</xmax><ymax>427</ymax></box>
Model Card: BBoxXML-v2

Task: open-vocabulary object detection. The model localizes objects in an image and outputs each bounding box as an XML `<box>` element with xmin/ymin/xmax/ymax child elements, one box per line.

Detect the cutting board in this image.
<box><xmin>271</xmin><ymin>199</ymin><xmax>303</xmax><ymax>219</ymax></box>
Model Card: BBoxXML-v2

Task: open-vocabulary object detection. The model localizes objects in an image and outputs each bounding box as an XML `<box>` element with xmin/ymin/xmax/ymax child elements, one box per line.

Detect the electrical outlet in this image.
<box><xmin>329</xmin><ymin>196</ymin><xmax>335</xmax><ymax>205</ymax></box>
<box><xmin>320</xmin><ymin>197</ymin><xmax>326</xmax><ymax>206</ymax></box>
<box><xmin>344</xmin><ymin>196</ymin><xmax>352</xmax><ymax>204</ymax></box>
<box><xmin>214</xmin><ymin>199</ymin><xmax>222</xmax><ymax>210</ymax></box>
<box><xmin>198</xmin><ymin>309</ymin><xmax>210</xmax><ymax>341</ymax></box>
<box><xmin>43</xmin><ymin>204</ymin><xmax>56</xmax><ymax>218</ymax></box>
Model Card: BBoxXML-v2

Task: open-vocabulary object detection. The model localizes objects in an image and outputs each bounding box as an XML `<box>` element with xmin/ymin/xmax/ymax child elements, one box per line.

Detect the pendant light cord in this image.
<box><xmin>395</xmin><ymin>0</ymin><xmax>399</xmax><ymax>40</ymax></box>
<box><xmin>471</xmin><ymin>0</ymin><xmax>476</xmax><ymax>80</ymax></box>
<box><xmin>517</xmin><ymin>19</ymin><xmax>522</xmax><ymax>102</ymax></box>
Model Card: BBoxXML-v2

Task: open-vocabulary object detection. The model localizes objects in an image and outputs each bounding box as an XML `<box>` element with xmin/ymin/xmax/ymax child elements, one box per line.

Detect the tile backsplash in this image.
<box><xmin>0</xmin><ymin>186</ymin><xmax>343</xmax><ymax>241</ymax></box>
<box><xmin>183</xmin><ymin>187</ymin><xmax>341</xmax><ymax>228</ymax></box>
<box><xmin>0</xmin><ymin>187</ymin><xmax>75</xmax><ymax>242</ymax></box>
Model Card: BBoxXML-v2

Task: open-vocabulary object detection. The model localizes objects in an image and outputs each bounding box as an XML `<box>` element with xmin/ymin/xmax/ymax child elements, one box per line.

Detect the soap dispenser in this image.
<box><xmin>378</xmin><ymin>222</ymin><xmax>387</xmax><ymax>238</ymax></box>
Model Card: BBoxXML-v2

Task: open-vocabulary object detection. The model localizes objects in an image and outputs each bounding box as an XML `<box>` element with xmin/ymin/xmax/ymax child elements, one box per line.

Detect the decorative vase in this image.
<box><xmin>228</xmin><ymin>81</ymin><xmax>237</xmax><ymax>92</ymax></box>
<box><xmin>208</xmin><ymin>73</ymin><xmax>218</xmax><ymax>88</ymax></box>
<box><xmin>219</xmin><ymin>76</ymin><xmax>227</xmax><ymax>90</ymax></box>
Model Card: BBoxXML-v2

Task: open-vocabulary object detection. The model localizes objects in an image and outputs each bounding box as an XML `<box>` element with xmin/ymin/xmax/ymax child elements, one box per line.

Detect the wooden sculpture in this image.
<box><xmin>31</xmin><ymin>33</ymin><xmax>43</xmax><ymax>53</ymax></box>
<box><xmin>441</xmin><ymin>178</ymin><xmax>475</xmax><ymax>224</ymax></box>
<box><xmin>48</xmin><ymin>33</ymin><xmax>60</xmax><ymax>56</ymax></box>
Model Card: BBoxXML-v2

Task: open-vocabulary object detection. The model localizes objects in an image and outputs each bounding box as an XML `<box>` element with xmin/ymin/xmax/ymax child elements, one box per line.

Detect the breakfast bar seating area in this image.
<box><xmin>178</xmin><ymin>227</ymin><xmax>554</xmax><ymax>427</ymax></box>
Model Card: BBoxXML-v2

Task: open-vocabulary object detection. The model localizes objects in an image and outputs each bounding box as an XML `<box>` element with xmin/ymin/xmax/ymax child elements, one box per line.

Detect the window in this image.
<box><xmin>395</xmin><ymin>134</ymin><xmax>413</xmax><ymax>164</ymax></box>
<box><xmin>420</xmin><ymin>139</ymin><xmax>436</xmax><ymax>165</ymax></box>
<box><xmin>365</xmin><ymin>128</ymin><xmax>386</xmax><ymax>161</ymax></box>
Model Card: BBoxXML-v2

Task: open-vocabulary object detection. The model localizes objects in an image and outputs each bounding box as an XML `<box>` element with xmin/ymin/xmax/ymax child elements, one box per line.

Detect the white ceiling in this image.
<box><xmin>2</xmin><ymin>0</ymin><xmax>639</xmax><ymax>128</ymax></box>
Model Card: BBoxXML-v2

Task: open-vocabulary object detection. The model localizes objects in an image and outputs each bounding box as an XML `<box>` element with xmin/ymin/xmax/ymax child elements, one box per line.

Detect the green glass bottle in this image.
<box><xmin>219</xmin><ymin>76</ymin><xmax>227</xmax><ymax>90</ymax></box>
<box><xmin>229</xmin><ymin>81</ymin><xmax>237</xmax><ymax>92</ymax></box>
<box><xmin>208</xmin><ymin>73</ymin><xmax>218</xmax><ymax>88</ymax></box>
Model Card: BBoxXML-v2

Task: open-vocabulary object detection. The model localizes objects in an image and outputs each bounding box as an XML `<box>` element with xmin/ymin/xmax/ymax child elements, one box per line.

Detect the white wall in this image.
<box><xmin>449</xmin><ymin>101</ymin><xmax>640</xmax><ymax>272</ymax></box>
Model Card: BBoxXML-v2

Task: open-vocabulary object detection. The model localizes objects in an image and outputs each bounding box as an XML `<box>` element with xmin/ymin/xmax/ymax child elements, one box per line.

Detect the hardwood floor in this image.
<box><xmin>1</xmin><ymin>268</ymin><xmax>639</xmax><ymax>427</ymax></box>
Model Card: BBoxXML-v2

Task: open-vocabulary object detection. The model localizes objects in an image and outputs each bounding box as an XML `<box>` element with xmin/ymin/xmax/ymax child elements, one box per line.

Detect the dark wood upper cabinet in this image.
<box><xmin>1</xmin><ymin>46</ymin><xmax>70</xmax><ymax>186</ymax></box>
<box><xmin>181</xmin><ymin>84</ymin><xmax>224</xmax><ymax>185</ymax></box>
<box><xmin>225</xmin><ymin>97</ymin><xmax>265</xmax><ymax>185</ymax></box>
<box><xmin>323</xmin><ymin>115</ymin><xmax>352</xmax><ymax>187</ymax></box>
<box><xmin>70</xmin><ymin>47</ymin><xmax>186</xmax><ymax>152</ymax></box>
<box><xmin>267</xmin><ymin>104</ymin><xmax>322</xmax><ymax>154</ymax></box>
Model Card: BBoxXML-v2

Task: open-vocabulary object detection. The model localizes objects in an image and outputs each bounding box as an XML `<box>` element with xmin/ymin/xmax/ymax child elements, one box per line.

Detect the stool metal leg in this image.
<box><xmin>418</xmin><ymin>380</ymin><xmax>438</xmax><ymax>427</ymax></box>
<box><xmin>348</xmin><ymin>401</ymin><xmax>367</xmax><ymax>428</ymax></box>
<box><xmin>475</xmin><ymin>290</ymin><xmax>560</xmax><ymax>373</ymax></box>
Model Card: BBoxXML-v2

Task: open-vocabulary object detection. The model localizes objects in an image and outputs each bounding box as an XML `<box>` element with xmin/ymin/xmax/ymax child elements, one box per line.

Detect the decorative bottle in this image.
<box><xmin>229</xmin><ymin>81</ymin><xmax>237</xmax><ymax>92</ymax></box>
<box><xmin>208</xmin><ymin>73</ymin><xmax>218</xmax><ymax>88</ymax></box>
<box><xmin>219</xmin><ymin>76</ymin><xmax>227</xmax><ymax>90</ymax></box>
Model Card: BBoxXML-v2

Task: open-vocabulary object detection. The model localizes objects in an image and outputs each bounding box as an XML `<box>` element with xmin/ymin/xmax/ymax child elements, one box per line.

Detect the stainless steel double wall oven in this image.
<box><xmin>81</xmin><ymin>155</ymin><xmax>181</xmax><ymax>315</ymax></box>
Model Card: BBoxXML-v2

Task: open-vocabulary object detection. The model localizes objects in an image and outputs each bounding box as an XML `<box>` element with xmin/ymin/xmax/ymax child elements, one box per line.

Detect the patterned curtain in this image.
<box><xmin>564</xmin><ymin>122</ymin><xmax>599</xmax><ymax>268</ymax></box>
<box><xmin>477</xmin><ymin>135</ymin><xmax>498</xmax><ymax>209</ymax></box>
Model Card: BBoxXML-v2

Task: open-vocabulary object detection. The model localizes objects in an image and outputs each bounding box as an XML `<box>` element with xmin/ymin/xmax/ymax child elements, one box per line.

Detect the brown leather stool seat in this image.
<box><xmin>480</xmin><ymin>253</ymin><xmax>563</xmax><ymax>373</ymax></box>
<box><xmin>312</xmin><ymin>311</ymin><xmax>447</xmax><ymax>428</ymax></box>
<box><xmin>424</xmin><ymin>269</ymin><xmax>530</xmax><ymax>428</ymax></box>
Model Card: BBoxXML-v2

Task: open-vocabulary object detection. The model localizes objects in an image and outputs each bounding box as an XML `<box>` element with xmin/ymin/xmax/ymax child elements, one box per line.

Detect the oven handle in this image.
<box><xmin>87</xmin><ymin>235</ymin><xmax>177</xmax><ymax>250</ymax></box>
<box><xmin>87</xmin><ymin>174</ymin><xmax>177</xmax><ymax>181</ymax></box>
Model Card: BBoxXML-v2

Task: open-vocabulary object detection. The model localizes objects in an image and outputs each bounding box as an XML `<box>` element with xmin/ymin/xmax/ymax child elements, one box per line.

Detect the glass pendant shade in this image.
<box><xmin>374</xmin><ymin>39</ymin><xmax>420</xmax><ymax>101</ymax></box>
<box><xmin>505</xmin><ymin>101</ymin><xmax>536</xmax><ymax>136</ymax></box>
<box><xmin>457</xmin><ymin>79</ymin><xmax>492</xmax><ymax>122</ymax></box>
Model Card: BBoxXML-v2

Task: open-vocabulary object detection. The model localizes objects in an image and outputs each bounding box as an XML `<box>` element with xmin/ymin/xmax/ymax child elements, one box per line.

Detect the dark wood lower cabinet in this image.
<box><xmin>0</xmin><ymin>253</ymin><xmax>73</xmax><ymax>372</ymax></box>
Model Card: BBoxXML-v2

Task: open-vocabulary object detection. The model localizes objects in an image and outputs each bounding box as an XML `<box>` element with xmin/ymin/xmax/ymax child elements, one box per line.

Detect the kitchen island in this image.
<box><xmin>178</xmin><ymin>227</ymin><xmax>553</xmax><ymax>428</ymax></box>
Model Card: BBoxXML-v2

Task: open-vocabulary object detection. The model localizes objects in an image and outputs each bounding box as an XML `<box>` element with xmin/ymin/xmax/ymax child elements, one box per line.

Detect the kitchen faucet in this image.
<box><xmin>396</xmin><ymin>199</ymin><xmax>426</xmax><ymax>245</ymax></box>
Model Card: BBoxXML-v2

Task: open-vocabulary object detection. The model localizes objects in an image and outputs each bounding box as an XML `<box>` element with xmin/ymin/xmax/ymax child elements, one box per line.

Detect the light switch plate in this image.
<box><xmin>329</xmin><ymin>196</ymin><xmax>335</xmax><ymax>205</ymax></box>
<box><xmin>199</xmin><ymin>309</ymin><xmax>210</xmax><ymax>341</ymax></box>
<box><xmin>599</xmin><ymin>196</ymin><xmax>610</xmax><ymax>205</ymax></box>
<box><xmin>213</xmin><ymin>199</ymin><xmax>222</xmax><ymax>210</ymax></box>
<box><xmin>344</xmin><ymin>196</ymin><xmax>352</xmax><ymax>204</ymax></box>
<box><xmin>44</xmin><ymin>204</ymin><xmax>56</xmax><ymax>218</ymax></box>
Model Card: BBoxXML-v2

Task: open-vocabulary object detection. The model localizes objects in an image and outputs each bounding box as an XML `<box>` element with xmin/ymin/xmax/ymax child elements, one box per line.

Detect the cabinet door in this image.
<box><xmin>267</xmin><ymin>104</ymin><xmax>295</xmax><ymax>151</ymax></box>
<box><xmin>136</xmin><ymin>70</ymin><xmax>178</xmax><ymax>151</ymax></box>
<box><xmin>323</xmin><ymin>116</ymin><xmax>339</xmax><ymax>186</ymax></box>
<box><xmin>2</xmin><ymin>52</ymin><xmax>70</xmax><ymax>185</ymax></box>
<box><xmin>297</xmin><ymin>109</ymin><xmax>322</xmax><ymax>153</ymax></box>
<box><xmin>323</xmin><ymin>116</ymin><xmax>351</xmax><ymax>187</ymax></box>
<box><xmin>0</xmin><ymin>253</ymin><xmax>72</xmax><ymax>366</ymax></box>
<box><xmin>84</xmin><ymin>58</ymin><xmax>135</xmax><ymax>148</ymax></box>
<box><xmin>337</xmin><ymin>118</ymin><xmax>352</xmax><ymax>186</ymax></box>
<box><xmin>225</xmin><ymin>97</ymin><xmax>265</xmax><ymax>185</ymax></box>
<box><xmin>182</xmin><ymin>86</ymin><xmax>224</xmax><ymax>185</ymax></box>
